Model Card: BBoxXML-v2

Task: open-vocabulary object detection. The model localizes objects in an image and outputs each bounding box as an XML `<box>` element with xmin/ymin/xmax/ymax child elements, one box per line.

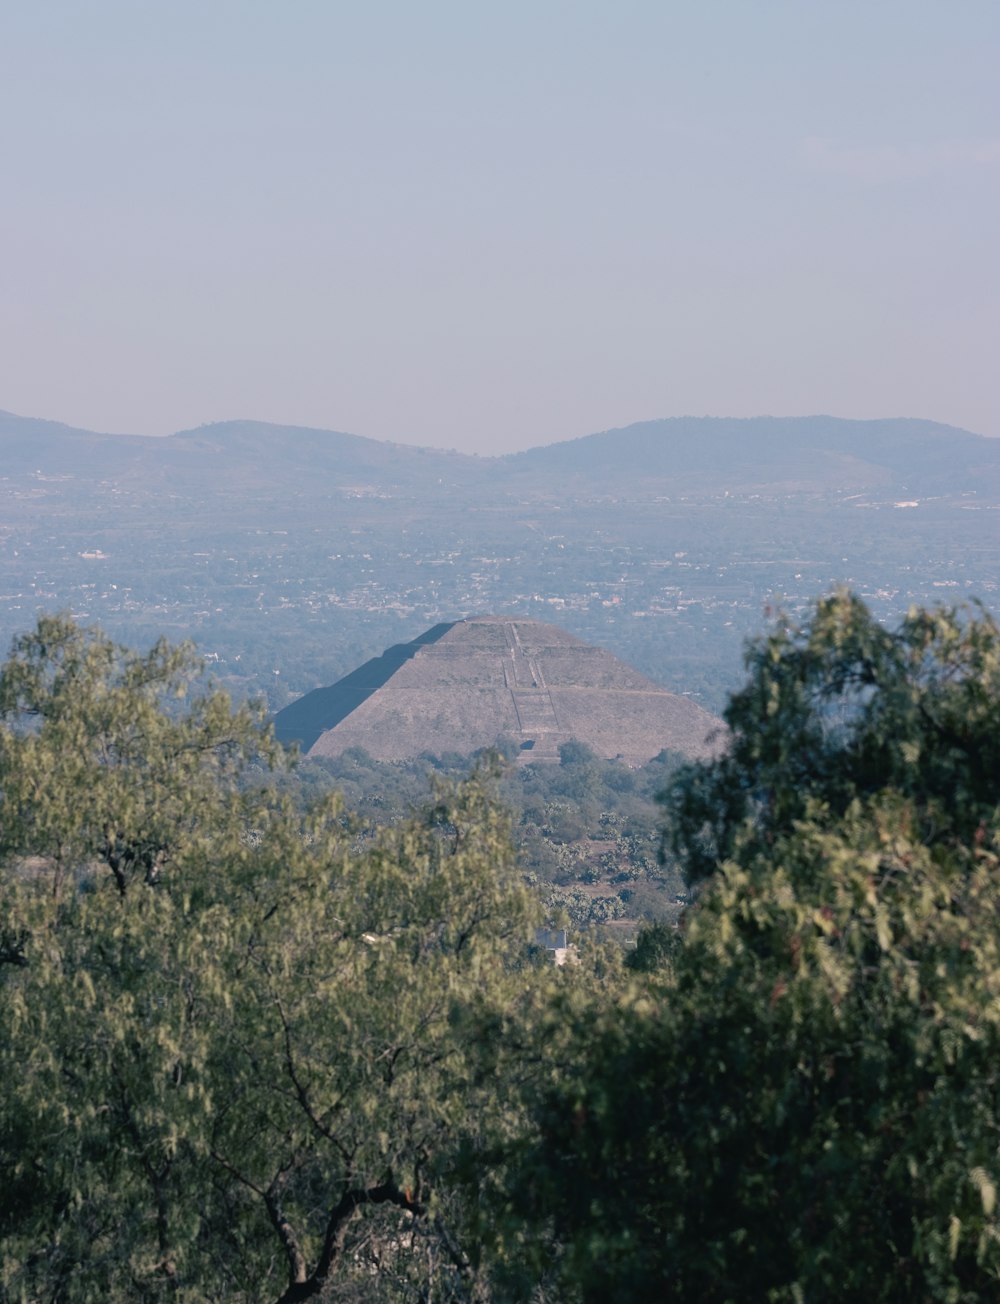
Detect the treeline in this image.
<box><xmin>272</xmin><ymin>740</ymin><xmax>689</xmax><ymax>932</ymax></box>
<box><xmin>2</xmin><ymin>593</ymin><xmax>1000</xmax><ymax>1301</ymax></box>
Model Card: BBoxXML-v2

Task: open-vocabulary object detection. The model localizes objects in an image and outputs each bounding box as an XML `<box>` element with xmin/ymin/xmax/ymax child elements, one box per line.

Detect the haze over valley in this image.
<box><xmin>1</xmin><ymin>408</ymin><xmax>996</xmax><ymax>717</ymax></box>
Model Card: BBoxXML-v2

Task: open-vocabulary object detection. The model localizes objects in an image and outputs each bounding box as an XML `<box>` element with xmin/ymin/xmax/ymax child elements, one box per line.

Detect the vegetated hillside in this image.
<box><xmin>503</xmin><ymin>414</ymin><xmax>1000</xmax><ymax>496</ymax></box>
<box><xmin>274</xmin><ymin>741</ymin><xmax>690</xmax><ymax>933</ymax></box>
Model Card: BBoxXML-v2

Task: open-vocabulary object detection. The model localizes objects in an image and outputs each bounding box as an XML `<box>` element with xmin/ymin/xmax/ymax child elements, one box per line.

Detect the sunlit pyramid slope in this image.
<box><xmin>273</xmin><ymin>617</ymin><xmax>721</xmax><ymax>765</ymax></box>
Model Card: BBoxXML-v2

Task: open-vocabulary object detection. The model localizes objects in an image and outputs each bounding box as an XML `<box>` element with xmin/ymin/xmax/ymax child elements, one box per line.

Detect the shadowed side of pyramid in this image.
<box><xmin>273</xmin><ymin>617</ymin><xmax>723</xmax><ymax>765</ymax></box>
<box><xmin>271</xmin><ymin>622</ymin><xmax>457</xmax><ymax>752</ymax></box>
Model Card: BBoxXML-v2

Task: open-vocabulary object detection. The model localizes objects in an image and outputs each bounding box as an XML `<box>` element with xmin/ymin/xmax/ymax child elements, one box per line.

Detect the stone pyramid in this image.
<box><xmin>273</xmin><ymin>616</ymin><xmax>721</xmax><ymax>765</ymax></box>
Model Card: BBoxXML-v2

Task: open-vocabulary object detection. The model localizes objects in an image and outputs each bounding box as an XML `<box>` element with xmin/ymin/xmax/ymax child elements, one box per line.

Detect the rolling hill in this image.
<box><xmin>2</xmin><ymin>408</ymin><xmax>998</xmax><ymax>499</ymax></box>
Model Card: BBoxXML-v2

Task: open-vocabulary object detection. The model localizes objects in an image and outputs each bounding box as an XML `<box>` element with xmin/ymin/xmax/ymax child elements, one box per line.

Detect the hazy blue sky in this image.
<box><xmin>2</xmin><ymin>1</ymin><xmax>997</xmax><ymax>452</ymax></box>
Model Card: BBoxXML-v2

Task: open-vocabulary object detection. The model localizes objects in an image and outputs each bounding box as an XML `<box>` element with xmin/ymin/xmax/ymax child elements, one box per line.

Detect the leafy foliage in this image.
<box><xmin>501</xmin><ymin>593</ymin><xmax>1000</xmax><ymax>1302</ymax></box>
<box><xmin>0</xmin><ymin>616</ymin><xmax>539</xmax><ymax>1302</ymax></box>
<box><xmin>0</xmin><ymin>614</ymin><xmax>272</xmax><ymax>899</ymax></box>
<box><xmin>270</xmin><ymin>741</ymin><xmax>688</xmax><ymax>932</ymax></box>
<box><xmin>7</xmin><ymin>594</ymin><xmax>1000</xmax><ymax>1301</ymax></box>
<box><xmin>669</xmin><ymin>589</ymin><xmax>1000</xmax><ymax>882</ymax></box>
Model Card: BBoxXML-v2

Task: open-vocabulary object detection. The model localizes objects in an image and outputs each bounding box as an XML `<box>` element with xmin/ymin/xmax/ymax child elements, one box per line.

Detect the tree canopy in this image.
<box><xmin>4</xmin><ymin>594</ymin><xmax>1000</xmax><ymax>1301</ymax></box>
<box><xmin>0</xmin><ymin>616</ymin><xmax>539</xmax><ymax>1302</ymax></box>
<box><xmin>500</xmin><ymin>592</ymin><xmax>1000</xmax><ymax>1302</ymax></box>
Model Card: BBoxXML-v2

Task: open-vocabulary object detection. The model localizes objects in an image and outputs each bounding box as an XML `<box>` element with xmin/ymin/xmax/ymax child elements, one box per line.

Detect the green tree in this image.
<box><xmin>501</xmin><ymin>593</ymin><xmax>1000</xmax><ymax>1302</ymax></box>
<box><xmin>668</xmin><ymin>589</ymin><xmax>1000</xmax><ymax>883</ymax></box>
<box><xmin>0</xmin><ymin>616</ymin><xmax>538</xmax><ymax>1302</ymax></box>
<box><xmin>0</xmin><ymin>614</ymin><xmax>272</xmax><ymax>901</ymax></box>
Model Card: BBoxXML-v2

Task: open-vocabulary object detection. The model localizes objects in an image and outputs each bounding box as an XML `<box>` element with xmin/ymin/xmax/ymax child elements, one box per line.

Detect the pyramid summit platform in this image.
<box><xmin>273</xmin><ymin>616</ymin><xmax>721</xmax><ymax>765</ymax></box>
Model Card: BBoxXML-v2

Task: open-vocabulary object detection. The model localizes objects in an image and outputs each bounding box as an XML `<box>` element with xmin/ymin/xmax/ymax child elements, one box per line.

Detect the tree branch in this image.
<box><xmin>273</xmin><ymin>1180</ymin><xmax>425</xmax><ymax>1304</ymax></box>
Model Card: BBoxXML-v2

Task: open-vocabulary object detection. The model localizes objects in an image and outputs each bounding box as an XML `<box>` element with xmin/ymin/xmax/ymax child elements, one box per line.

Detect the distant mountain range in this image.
<box><xmin>0</xmin><ymin>411</ymin><xmax>478</xmax><ymax>493</ymax></box>
<box><xmin>2</xmin><ymin>409</ymin><xmax>998</xmax><ymax>499</ymax></box>
<box><xmin>505</xmin><ymin>416</ymin><xmax>1000</xmax><ymax>497</ymax></box>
